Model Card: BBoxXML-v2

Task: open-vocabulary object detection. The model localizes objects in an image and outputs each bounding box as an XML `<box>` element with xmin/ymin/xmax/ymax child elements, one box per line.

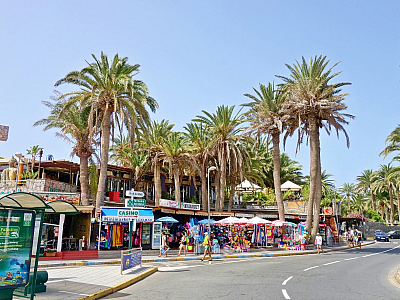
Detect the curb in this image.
<box><xmin>76</xmin><ymin>266</ymin><xmax>158</xmax><ymax>300</ymax></box>
<box><xmin>38</xmin><ymin>241</ymin><xmax>377</xmax><ymax>268</ymax></box>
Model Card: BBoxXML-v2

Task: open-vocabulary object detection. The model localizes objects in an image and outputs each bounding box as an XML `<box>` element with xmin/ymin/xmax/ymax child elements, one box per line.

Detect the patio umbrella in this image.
<box><xmin>286</xmin><ymin>221</ymin><xmax>297</xmax><ymax>227</ymax></box>
<box><xmin>271</xmin><ymin>220</ymin><xmax>288</xmax><ymax>227</ymax></box>
<box><xmin>238</xmin><ymin>217</ymin><xmax>250</xmax><ymax>225</ymax></box>
<box><xmin>198</xmin><ymin>219</ymin><xmax>215</xmax><ymax>225</ymax></box>
<box><xmin>248</xmin><ymin>216</ymin><xmax>272</xmax><ymax>225</ymax></box>
<box><xmin>156</xmin><ymin>216</ymin><xmax>179</xmax><ymax>223</ymax></box>
<box><xmin>215</xmin><ymin>216</ymin><xmax>241</xmax><ymax>225</ymax></box>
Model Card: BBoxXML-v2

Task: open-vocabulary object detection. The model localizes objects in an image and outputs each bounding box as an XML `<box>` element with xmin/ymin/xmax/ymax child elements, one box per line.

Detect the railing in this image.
<box><xmin>121</xmin><ymin>247</ymin><xmax>142</xmax><ymax>274</ymax></box>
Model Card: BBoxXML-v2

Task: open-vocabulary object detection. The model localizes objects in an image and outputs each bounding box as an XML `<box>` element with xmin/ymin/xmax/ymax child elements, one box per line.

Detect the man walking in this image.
<box><xmin>315</xmin><ymin>233</ymin><xmax>323</xmax><ymax>254</ymax></box>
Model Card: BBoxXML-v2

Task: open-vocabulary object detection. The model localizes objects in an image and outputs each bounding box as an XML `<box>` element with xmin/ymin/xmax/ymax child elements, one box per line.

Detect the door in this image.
<box><xmin>141</xmin><ymin>223</ymin><xmax>152</xmax><ymax>249</ymax></box>
<box><xmin>152</xmin><ymin>222</ymin><xmax>162</xmax><ymax>249</ymax></box>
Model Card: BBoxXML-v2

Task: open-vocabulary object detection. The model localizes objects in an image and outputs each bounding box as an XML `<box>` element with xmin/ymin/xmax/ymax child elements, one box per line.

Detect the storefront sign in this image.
<box><xmin>0</xmin><ymin>125</ymin><xmax>9</xmax><ymax>141</ymax></box>
<box><xmin>101</xmin><ymin>208</ymin><xmax>154</xmax><ymax>223</ymax></box>
<box><xmin>180</xmin><ymin>203</ymin><xmax>200</xmax><ymax>210</ymax></box>
<box><xmin>195</xmin><ymin>211</ymin><xmax>208</xmax><ymax>216</ymax></box>
<box><xmin>176</xmin><ymin>210</ymin><xmax>194</xmax><ymax>215</ymax></box>
<box><xmin>323</xmin><ymin>207</ymin><xmax>333</xmax><ymax>215</ymax></box>
<box><xmin>126</xmin><ymin>190</ymin><xmax>144</xmax><ymax>198</ymax></box>
<box><xmin>125</xmin><ymin>198</ymin><xmax>146</xmax><ymax>208</ymax></box>
<box><xmin>257</xmin><ymin>214</ymin><xmax>278</xmax><ymax>219</ymax></box>
<box><xmin>0</xmin><ymin>209</ymin><xmax>35</xmax><ymax>289</ymax></box>
<box><xmin>159</xmin><ymin>199</ymin><xmax>180</xmax><ymax>208</ymax></box>
<box><xmin>161</xmin><ymin>208</ymin><xmax>175</xmax><ymax>214</ymax></box>
<box><xmin>210</xmin><ymin>212</ymin><xmax>234</xmax><ymax>217</ymax></box>
<box><xmin>235</xmin><ymin>213</ymin><xmax>254</xmax><ymax>218</ymax></box>
<box><xmin>284</xmin><ymin>201</ymin><xmax>306</xmax><ymax>214</ymax></box>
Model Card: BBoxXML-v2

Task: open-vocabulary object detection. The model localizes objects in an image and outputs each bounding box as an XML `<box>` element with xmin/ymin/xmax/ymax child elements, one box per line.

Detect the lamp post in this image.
<box><xmin>207</xmin><ymin>166</ymin><xmax>217</xmax><ymax>235</ymax></box>
<box><xmin>38</xmin><ymin>148</ymin><xmax>43</xmax><ymax>179</ymax></box>
<box><xmin>14</xmin><ymin>153</ymin><xmax>24</xmax><ymax>192</ymax></box>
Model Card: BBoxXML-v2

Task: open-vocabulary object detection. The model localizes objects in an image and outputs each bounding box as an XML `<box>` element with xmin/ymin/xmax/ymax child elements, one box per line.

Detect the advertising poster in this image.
<box><xmin>122</xmin><ymin>251</ymin><xmax>141</xmax><ymax>272</ymax></box>
<box><xmin>0</xmin><ymin>210</ymin><xmax>35</xmax><ymax>289</ymax></box>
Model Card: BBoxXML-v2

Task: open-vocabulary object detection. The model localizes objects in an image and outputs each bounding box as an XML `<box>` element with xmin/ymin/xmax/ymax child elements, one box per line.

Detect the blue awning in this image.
<box><xmin>101</xmin><ymin>207</ymin><xmax>154</xmax><ymax>223</ymax></box>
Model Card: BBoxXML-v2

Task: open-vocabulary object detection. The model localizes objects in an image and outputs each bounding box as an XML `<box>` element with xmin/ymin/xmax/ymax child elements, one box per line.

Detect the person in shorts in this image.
<box><xmin>357</xmin><ymin>232</ymin><xmax>362</xmax><ymax>249</ymax></box>
<box><xmin>201</xmin><ymin>232</ymin><xmax>212</xmax><ymax>261</ymax></box>
<box><xmin>158</xmin><ymin>232</ymin><xmax>169</xmax><ymax>258</ymax></box>
<box><xmin>315</xmin><ymin>233</ymin><xmax>323</xmax><ymax>254</ymax></box>
<box><xmin>177</xmin><ymin>232</ymin><xmax>187</xmax><ymax>256</ymax></box>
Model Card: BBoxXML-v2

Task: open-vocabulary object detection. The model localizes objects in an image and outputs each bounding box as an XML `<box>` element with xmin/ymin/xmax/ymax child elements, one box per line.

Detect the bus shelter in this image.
<box><xmin>0</xmin><ymin>192</ymin><xmax>79</xmax><ymax>300</ymax></box>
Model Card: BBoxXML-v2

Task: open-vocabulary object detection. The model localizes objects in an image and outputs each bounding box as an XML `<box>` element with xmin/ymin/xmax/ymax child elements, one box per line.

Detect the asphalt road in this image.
<box><xmin>104</xmin><ymin>240</ymin><xmax>400</xmax><ymax>300</ymax></box>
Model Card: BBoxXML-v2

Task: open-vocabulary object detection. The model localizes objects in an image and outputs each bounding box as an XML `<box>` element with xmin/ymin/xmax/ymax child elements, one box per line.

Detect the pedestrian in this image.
<box><xmin>201</xmin><ymin>231</ymin><xmax>212</xmax><ymax>261</ymax></box>
<box><xmin>346</xmin><ymin>230</ymin><xmax>352</xmax><ymax>247</ymax></box>
<box><xmin>158</xmin><ymin>232</ymin><xmax>169</xmax><ymax>258</ymax></box>
<box><xmin>177</xmin><ymin>231</ymin><xmax>187</xmax><ymax>257</ymax></box>
<box><xmin>300</xmin><ymin>235</ymin><xmax>307</xmax><ymax>251</ymax></box>
<box><xmin>357</xmin><ymin>232</ymin><xmax>362</xmax><ymax>249</ymax></box>
<box><xmin>315</xmin><ymin>233</ymin><xmax>323</xmax><ymax>254</ymax></box>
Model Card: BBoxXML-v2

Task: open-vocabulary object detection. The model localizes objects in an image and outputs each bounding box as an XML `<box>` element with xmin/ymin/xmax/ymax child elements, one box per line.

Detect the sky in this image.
<box><xmin>0</xmin><ymin>1</ymin><xmax>399</xmax><ymax>187</ymax></box>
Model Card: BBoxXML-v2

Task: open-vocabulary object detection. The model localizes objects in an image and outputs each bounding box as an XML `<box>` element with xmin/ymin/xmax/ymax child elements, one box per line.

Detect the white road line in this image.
<box><xmin>344</xmin><ymin>257</ymin><xmax>359</xmax><ymax>261</ymax></box>
<box><xmin>282</xmin><ymin>276</ymin><xmax>293</xmax><ymax>286</ymax></box>
<box><xmin>59</xmin><ymin>291</ymin><xmax>88</xmax><ymax>296</ymax></box>
<box><xmin>282</xmin><ymin>289</ymin><xmax>291</xmax><ymax>299</ymax></box>
<box><xmin>323</xmin><ymin>260</ymin><xmax>340</xmax><ymax>266</ymax></box>
<box><xmin>303</xmin><ymin>265</ymin><xmax>319</xmax><ymax>272</ymax></box>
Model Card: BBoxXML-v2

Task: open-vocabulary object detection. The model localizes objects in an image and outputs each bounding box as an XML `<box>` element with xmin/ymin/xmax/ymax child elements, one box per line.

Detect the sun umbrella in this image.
<box><xmin>271</xmin><ymin>220</ymin><xmax>288</xmax><ymax>226</ymax></box>
<box><xmin>215</xmin><ymin>216</ymin><xmax>241</xmax><ymax>225</ymax></box>
<box><xmin>198</xmin><ymin>219</ymin><xmax>215</xmax><ymax>225</ymax></box>
<box><xmin>156</xmin><ymin>216</ymin><xmax>179</xmax><ymax>223</ymax></box>
<box><xmin>248</xmin><ymin>216</ymin><xmax>272</xmax><ymax>225</ymax></box>
<box><xmin>238</xmin><ymin>217</ymin><xmax>250</xmax><ymax>225</ymax></box>
<box><xmin>286</xmin><ymin>221</ymin><xmax>297</xmax><ymax>227</ymax></box>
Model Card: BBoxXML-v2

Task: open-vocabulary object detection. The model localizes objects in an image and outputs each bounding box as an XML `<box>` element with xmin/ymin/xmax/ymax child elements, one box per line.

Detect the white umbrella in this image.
<box><xmin>281</xmin><ymin>181</ymin><xmax>302</xmax><ymax>192</ymax></box>
<box><xmin>215</xmin><ymin>216</ymin><xmax>241</xmax><ymax>225</ymax></box>
<box><xmin>238</xmin><ymin>217</ymin><xmax>250</xmax><ymax>225</ymax></box>
<box><xmin>235</xmin><ymin>180</ymin><xmax>262</xmax><ymax>192</ymax></box>
<box><xmin>248</xmin><ymin>216</ymin><xmax>272</xmax><ymax>225</ymax></box>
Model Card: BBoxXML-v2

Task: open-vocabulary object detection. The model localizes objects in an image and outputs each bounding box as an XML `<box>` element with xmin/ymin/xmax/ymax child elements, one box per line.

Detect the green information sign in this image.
<box><xmin>125</xmin><ymin>198</ymin><xmax>146</xmax><ymax>208</ymax></box>
<box><xmin>0</xmin><ymin>209</ymin><xmax>35</xmax><ymax>290</ymax></box>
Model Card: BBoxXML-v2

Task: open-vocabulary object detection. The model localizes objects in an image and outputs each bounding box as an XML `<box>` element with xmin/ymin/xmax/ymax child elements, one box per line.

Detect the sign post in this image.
<box><xmin>125</xmin><ymin>189</ymin><xmax>145</xmax><ymax>208</ymax></box>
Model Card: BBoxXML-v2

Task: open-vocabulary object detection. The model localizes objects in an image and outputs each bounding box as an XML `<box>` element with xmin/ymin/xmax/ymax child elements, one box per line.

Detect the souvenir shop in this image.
<box><xmin>96</xmin><ymin>207</ymin><xmax>155</xmax><ymax>250</ymax></box>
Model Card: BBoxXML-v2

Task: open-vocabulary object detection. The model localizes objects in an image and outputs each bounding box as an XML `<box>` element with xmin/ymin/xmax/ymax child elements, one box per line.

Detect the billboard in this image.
<box><xmin>0</xmin><ymin>209</ymin><xmax>35</xmax><ymax>289</ymax></box>
<box><xmin>0</xmin><ymin>125</ymin><xmax>9</xmax><ymax>141</ymax></box>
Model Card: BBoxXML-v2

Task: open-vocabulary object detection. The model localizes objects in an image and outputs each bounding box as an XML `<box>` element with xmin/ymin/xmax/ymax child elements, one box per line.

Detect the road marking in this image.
<box><xmin>393</xmin><ymin>242</ymin><xmax>398</xmax><ymax>244</ymax></box>
<box><xmin>59</xmin><ymin>291</ymin><xmax>88</xmax><ymax>296</ymax></box>
<box><xmin>344</xmin><ymin>257</ymin><xmax>359</xmax><ymax>261</ymax></box>
<box><xmin>323</xmin><ymin>260</ymin><xmax>340</xmax><ymax>266</ymax></box>
<box><xmin>282</xmin><ymin>289</ymin><xmax>291</xmax><ymax>299</ymax></box>
<box><xmin>303</xmin><ymin>266</ymin><xmax>319</xmax><ymax>272</ymax></box>
<box><xmin>282</xmin><ymin>276</ymin><xmax>293</xmax><ymax>286</ymax></box>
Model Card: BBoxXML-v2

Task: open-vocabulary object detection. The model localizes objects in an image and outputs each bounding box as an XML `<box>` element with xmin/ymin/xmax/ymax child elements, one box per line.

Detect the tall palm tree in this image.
<box><xmin>373</xmin><ymin>164</ymin><xmax>396</xmax><ymax>225</ymax></box>
<box><xmin>55</xmin><ymin>52</ymin><xmax>157</xmax><ymax>210</ymax></box>
<box><xmin>26</xmin><ymin>145</ymin><xmax>42</xmax><ymax>172</ymax></box>
<box><xmin>339</xmin><ymin>183</ymin><xmax>357</xmax><ymax>216</ymax></box>
<box><xmin>158</xmin><ymin>132</ymin><xmax>195</xmax><ymax>202</ymax></box>
<box><xmin>193</xmin><ymin>105</ymin><xmax>245</xmax><ymax>211</ymax></box>
<box><xmin>34</xmin><ymin>98</ymin><xmax>97</xmax><ymax>205</ymax></box>
<box><xmin>140</xmin><ymin>120</ymin><xmax>174</xmax><ymax>205</ymax></box>
<box><xmin>184</xmin><ymin>122</ymin><xmax>212</xmax><ymax>210</ymax></box>
<box><xmin>242</xmin><ymin>83</ymin><xmax>287</xmax><ymax>220</ymax></box>
<box><xmin>380</xmin><ymin>124</ymin><xmax>400</xmax><ymax>158</ymax></box>
<box><xmin>356</xmin><ymin>169</ymin><xmax>377</xmax><ymax>211</ymax></box>
<box><xmin>278</xmin><ymin>55</ymin><xmax>354</xmax><ymax>239</ymax></box>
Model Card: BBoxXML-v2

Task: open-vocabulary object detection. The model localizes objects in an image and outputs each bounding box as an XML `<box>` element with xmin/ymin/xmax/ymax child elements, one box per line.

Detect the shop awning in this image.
<box><xmin>101</xmin><ymin>207</ymin><xmax>154</xmax><ymax>223</ymax></box>
<box><xmin>0</xmin><ymin>192</ymin><xmax>80</xmax><ymax>215</ymax></box>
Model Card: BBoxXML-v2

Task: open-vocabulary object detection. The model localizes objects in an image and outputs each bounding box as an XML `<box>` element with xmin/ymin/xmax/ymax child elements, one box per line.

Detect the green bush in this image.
<box><xmin>366</xmin><ymin>210</ymin><xmax>384</xmax><ymax>222</ymax></box>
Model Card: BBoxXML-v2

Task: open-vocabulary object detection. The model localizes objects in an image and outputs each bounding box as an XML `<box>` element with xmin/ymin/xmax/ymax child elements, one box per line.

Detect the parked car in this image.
<box><xmin>374</xmin><ymin>231</ymin><xmax>389</xmax><ymax>242</ymax></box>
<box><xmin>387</xmin><ymin>230</ymin><xmax>400</xmax><ymax>239</ymax></box>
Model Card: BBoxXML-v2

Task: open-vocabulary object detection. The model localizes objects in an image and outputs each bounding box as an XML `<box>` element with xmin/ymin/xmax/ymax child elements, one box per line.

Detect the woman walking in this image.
<box><xmin>201</xmin><ymin>232</ymin><xmax>212</xmax><ymax>261</ymax></box>
<box><xmin>177</xmin><ymin>232</ymin><xmax>187</xmax><ymax>257</ymax></box>
<box><xmin>357</xmin><ymin>232</ymin><xmax>362</xmax><ymax>249</ymax></box>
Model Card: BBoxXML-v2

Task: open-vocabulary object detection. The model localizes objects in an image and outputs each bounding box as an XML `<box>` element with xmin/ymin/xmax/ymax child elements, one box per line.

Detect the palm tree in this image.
<box><xmin>278</xmin><ymin>55</ymin><xmax>354</xmax><ymax>239</ymax></box>
<box><xmin>34</xmin><ymin>97</ymin><xmax>97</xmax><ymax>205</ymax></box>
<box><xmin>356</xmin><ymin>169</ymin><xmax>377</xmax><ymax>211</ymax></box>
<box><xmin>184</xmin><ymin>122</ymin><xmax>212</xmax><ymax>210</ymax></box>
<box><xmin>242</xmin><ymin>83</ymin><xmax>287</xmax><ymax>220</ymax></box>
<box><xmin>55</xmin><ymin>52</ymin><xmax>157</xmax><ymax>210</ymax></box>
<box><xmin>193</xmin><ymin>105</ymin><xmax>245</xmax><ymax>211</ymax></box>
<box><xmin>158</xmin><ymin>132</ymin><xmax>195</xmax><ymax>202</ymax></box>
<box><xmin>339</xmin><ymin>183</ymin><xmax>357</xmax><ymax>216</ymax></box>
<box><xmin>380</xmin><ymin>124</ymin><xmax>400</xmax><ymax>158</ymax></box>
<box><xmin>373</xmin><ymin>164</ymin><xmax>396</xmax><ymax>225</ymax></box>
<box><xmin>140</xmin><ymin>120</ymin><xmax>174</xmax><ymax>205</ymax></box>
<box><xmin>26</xmin><ymin>145</ymin><xmax>42</xmax><ymax>172</ymax></box>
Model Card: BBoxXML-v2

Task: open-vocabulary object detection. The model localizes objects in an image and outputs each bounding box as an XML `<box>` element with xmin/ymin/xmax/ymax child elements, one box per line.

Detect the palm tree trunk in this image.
<box><xmin>312</xmin><ymin>138</ymin><xmax>322</xmax><ymax>239</ymax></box>
<box><xmin>173</xmin><ymin>165</ymin><xmax>181</xmax><ymax>202</ymax></box>
<box><xmin>397</xmin><ymin>188</ymin><xmax>400</xmax><ymax>223</ymax></box>
<box><xmin>79</xmin><ymin>155</ymin><xmax>90</xmax><ymax>205</ymax></box>
<box><xmin>154</xmin><ymin>159</ymin><xmax>161</xmax><ymax>206</ymax></box>
<box><xmin>272</xmin><ymin>133</ymin><xmax>284</xmax><ymax>221</ymax></box>
<box><xmin>215</xmin><ymin>168</ymin><xmax>221</xmax><ymax>211</ymax></box>
<box><xmin>228</xmin><ymin>180</ymin><xmax>235</xmax><ymax>212</ymax></box>
<box><xmin>96</xmin><ymin>109</ymin><xmax>111</xmax><ymax>210</ymax></box>
<box><xmin>218</xmin><ymin>149</ymin><xmax>226</xmax><ymax>212</ymax></box>
<box><xmin>389</xmin><ymin>184</ymin><xmax>394</xmax><ymax>225</ymax></box>
<box><xmin>384</xmin><ymin>205</ymin><xmax>389</xmax><ymax>223</ymax></box>
<box><xmin>370</xmin><ymin>186</ymin><xmax>376</xmax><ymax>211</ymax></box>
<box><xmin>380</xmin><ymin>202</ymin><xmax>385</xmax><ymax>220</ymax></box>
<box><xmin>348</xmin><ymin>196</ymin><xmax>351</xmax><ymax>214</ymax></box>
<box><xmin>200</xmin><ymin>165</ymin><xmax>208</xmax><ymax>211</ymax></box>
<box><xmin>306</xmin><ymin>116</ymin><xmax>318</xmax><ymax>238</ymax></box>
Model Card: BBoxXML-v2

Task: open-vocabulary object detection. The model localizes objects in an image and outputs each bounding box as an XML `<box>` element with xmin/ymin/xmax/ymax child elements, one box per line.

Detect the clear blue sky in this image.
<box><xmin>1</xmin><ymin>1</ymin><xmax>399</xmax><ymax>187</ymax></box>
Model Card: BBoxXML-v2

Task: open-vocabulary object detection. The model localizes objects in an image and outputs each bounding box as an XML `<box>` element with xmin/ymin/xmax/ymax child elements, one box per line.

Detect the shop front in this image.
<box><xmin>98</xmin><ymin>207</ymin><xmax>154</xmax><ymax>250</ymax></box>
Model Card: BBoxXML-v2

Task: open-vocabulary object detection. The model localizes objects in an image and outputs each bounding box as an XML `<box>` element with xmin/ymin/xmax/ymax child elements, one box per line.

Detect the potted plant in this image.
<box><xmin>44</xmin><ymin>248</ymin><xmax>57</xmax><ymax>257</ymax></box>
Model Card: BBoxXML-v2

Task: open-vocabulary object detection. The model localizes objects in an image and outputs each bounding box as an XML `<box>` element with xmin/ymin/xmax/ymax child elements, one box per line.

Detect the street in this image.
<box><xmin>103</xmin><ymin>241</ymin><xmax>400</xmax><ymax>300</ymax></box>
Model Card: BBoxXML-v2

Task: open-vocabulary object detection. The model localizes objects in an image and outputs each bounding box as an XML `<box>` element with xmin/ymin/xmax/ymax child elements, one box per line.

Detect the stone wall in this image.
<box><xmin>361</xmin><ymin>222</ymin><xmax>400</xmax><ymax>237</ymax></box>
<box><xmin>0</xmin><ymin>179</ymin><xmax>78</xmax><ymax>194</ymax></box>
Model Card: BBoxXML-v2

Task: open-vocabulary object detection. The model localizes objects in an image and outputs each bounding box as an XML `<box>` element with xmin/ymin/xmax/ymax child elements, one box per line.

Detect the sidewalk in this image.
<box><xmin>38</xmin><ymin>240</ymin><xmax>374</xmax><ymax>269</ymax></box>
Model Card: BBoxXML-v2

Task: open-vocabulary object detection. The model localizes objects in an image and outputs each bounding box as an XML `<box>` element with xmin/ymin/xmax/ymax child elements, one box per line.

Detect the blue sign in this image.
<box><xmin>122</xmin><ymin>251</ymin><xmax>142</xmax><ymax>272</ymax></box>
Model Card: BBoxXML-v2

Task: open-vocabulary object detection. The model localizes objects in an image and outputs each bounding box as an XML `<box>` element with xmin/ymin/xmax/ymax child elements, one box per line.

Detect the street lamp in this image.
<box><xmin>14</xmin><ymin>152</ymin><xmax>24</xmax><ymax>191</ymax></box>
<box><xmin>207</xmin><ymin>166</ymin><xmax>217</xmax><ymax>236</ymax></box>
